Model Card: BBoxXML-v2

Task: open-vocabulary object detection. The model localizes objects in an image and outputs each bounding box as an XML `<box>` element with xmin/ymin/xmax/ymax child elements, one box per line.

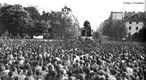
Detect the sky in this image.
<box><xmin>0</xmin><ymin>0</ymin><xmax>145</xmax><ymax>31</ymax></box>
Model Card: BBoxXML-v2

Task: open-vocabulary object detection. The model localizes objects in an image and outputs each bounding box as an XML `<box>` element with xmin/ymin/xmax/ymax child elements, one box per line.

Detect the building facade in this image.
<box><xmin>61</xmin><ymin>5</ymin><xmax>72</xmax><ymax>18</ymax></box>
<box><xmin>37</xmin><ymin>11</ymin><xmax>53</xmax><ymax>28</ymax></box>
<box><xmin>109</xmin><ymin>12</ymin><xmax>123</xmax><ymax>21</ymax></box>
<box><xmin>108</xmin><ymin>11</ymin><xmax>145</xmax><ymax>37</ymax></box>
<box><xmin>124</xmin><ymin>13</ymin><xmax>145</xmax><ymax>37</ymax></box>
<box><xmin>125</xmin><ymin>22</ymin><xmax>144</xmax><ymax>36</ymax></box>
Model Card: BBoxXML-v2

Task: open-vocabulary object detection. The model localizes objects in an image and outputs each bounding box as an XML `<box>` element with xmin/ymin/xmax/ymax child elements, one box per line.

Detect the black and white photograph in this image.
<box><xmin>0</xmin><ymin>0</ymin><xmax>145</xmax><ymax>80</ymax></box>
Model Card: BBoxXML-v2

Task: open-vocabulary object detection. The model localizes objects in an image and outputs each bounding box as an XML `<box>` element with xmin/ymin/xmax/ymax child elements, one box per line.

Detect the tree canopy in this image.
<box><xmin>0</xmin><ymin>4</ymin><xmax>33</xmax><ymax>37</ymax></box>
<box><xmin>24</xmin><ymin>6</ymin><xmax>40</xmax><ymax>20</ymax></box>
<box><xmin>0</xmin><ymin>3</ymin><xmax>80</xmax><ymax>39</ymax></box>
<box><xmin>100</xmin><ymin>21</ymin><xmax>127</xmax><ymax>40</ymax></box>
<box><xmin>51</xmin><ymin>11</ymin><xmax>80</xmax><ymax>39</ymax></box>
<box><xmin>133</xmin><ymin>27</ymin><xmax>146</xmax><ymax>42</ymax></box>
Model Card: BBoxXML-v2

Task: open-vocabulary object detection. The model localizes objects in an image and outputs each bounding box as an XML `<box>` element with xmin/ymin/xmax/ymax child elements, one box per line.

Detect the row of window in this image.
<box><xmin>62</xmin><ymin>12</ymin><xmax>69</xmax><ymax>14</ymax></box>
<box><xmin>39</xmin><ymin>20</ymin><xmax>51</xmax><ymax>22</ymax></box>
<box><xmin>129</xmin><ymin>22</ymin><xmax>139</xmax><ymax>24</ymax></box>
<box><xmin>129</xmin><ymin>27</ymin><xmax>139</xmax><ymax>30</ymax></box>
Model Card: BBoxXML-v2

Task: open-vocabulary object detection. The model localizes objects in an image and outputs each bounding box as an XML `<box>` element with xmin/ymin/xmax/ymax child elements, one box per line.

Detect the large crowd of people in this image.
<box><xmin>0</xmin><ymin>39</ymin><xmax>145</xmax><ymax>80</ymax></box>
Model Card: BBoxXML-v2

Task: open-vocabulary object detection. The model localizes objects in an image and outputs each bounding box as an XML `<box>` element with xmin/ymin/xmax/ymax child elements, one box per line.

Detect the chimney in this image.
<box><xmin>42</xmin><ymin>11</ymin><xmax>45</xmax><ymax>15</ymax></box>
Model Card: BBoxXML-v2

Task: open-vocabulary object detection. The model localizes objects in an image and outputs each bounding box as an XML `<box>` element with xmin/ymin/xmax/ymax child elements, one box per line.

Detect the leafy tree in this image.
<box><xmin>109</xmin><ymin>22</ymin><xmax>127</xmax><ymax>40</ymax></box>
<box><xmin>24</xmin><ymin>6</ymin><xmax>40</xmax><ymax>20</ymax></box>
<box><xmin>51</xmin><ymin>11</ymin><xmax>79</xmax><ymax>39</ymax></box>
<box><xmin>0</xmin><ymin>4</ymin><xmax>33</xmax><ymax>37</ymax></box>
<box><xmin>101</xmin><ymin>21</ymin><xmax>112</xmax><ymax>37</ymax></box>
<box><xmin>93</xmin><ymin>31</ymin><xmax>100</xmax><ymax>39</ymax></box>
<box><xmin>0</xmin><ymin>23</ymin><xmax>7</xmax><ymax>36</ymax></box>
<box><xmin>26</xmin><ymin>21</ymin><xmax>49</xmax><ymax>37</ymax></box>
<box><xmin>60</xmin><ymin>17</ymin><xmax>79</xmax><ymax>39</ymax></box>
<box><xmin>101</xmin><ymin>21</ymin><xmax>127</xmax><ymax>40</ymax></box>
<box><xmin>133</xmin><ymin>27</ymin><xmax>146</xmax><ymax>42</ymax></box>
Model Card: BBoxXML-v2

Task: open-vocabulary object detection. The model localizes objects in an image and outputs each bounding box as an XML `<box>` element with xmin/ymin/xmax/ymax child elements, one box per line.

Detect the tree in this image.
<box><xmin>109</xmin><ymin>22</ymin><xmax>127</xmax><ymax>40</ymax></box>
<box><xmin>60</xmin><ymin>17</ymin><xmax>79</xmax><ymax>39</ymax></box>
<box><xmin>101</xmin><ymin>21</ymin><xmax>111</xmax><ymax>35</ymax></box>
<box><xmin>24</xmin><ymin>6</ymin><xmax>40</xmax><ymax>20</ymax></box>
<box><xmin>34</xmin><ymin>21</ymin><xmax>51</xmax><ymax>34</ymax></box>
<box><xmin>26</xmin><ymin>21</ymin><xmax>50</xmax><ymax>38</ymax></box>
<box><xmin>93</xmin><ymin>31</ymin><xmax>100</xmax><ymax>39</ymax></box>
<box><xmin>51</xmin><ymin>11</ymin><xmax>80</xmax><ymax>39</ymax></box>
<box><xmin>0</xmin><ymin>4</ymin><xmax>33</xmax><ymax>37</ymax></box>
<box><xmin>0</xmin><ymin>23</ymin><xmax>7</xmax><ymax>36</ymax></box>
<box><xmin>133</xmin><ymin>27</ymin><xmax>146</xmax><ymax>42</ymax></box>
<box><xmin>101</xmin><ymin>21</ymin><xmax>127</xmax><ymax>40</ymax></box>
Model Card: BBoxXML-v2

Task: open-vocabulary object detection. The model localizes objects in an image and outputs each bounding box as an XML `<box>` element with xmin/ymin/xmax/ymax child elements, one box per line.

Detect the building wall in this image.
<box><xmin>61</xmin><ymin>6</ymin><xmax>72</xmax><ymax>18</ymax></box>
<box><xmin>125</xmin><ymin>22</ymin><xmax>144</xmax><ymax>36</ymax></box>
<box><xmin>62</xmin><ymin>12</ymin><xmax>71</xmax><ymax>18</ymax></box>
<box><xmin>111</xmin><ymin>12</ymin><xmax>123</xmax><ymax>20</ymax></box>
<box><xmin>37</xmin><ymin>20</ymin><xmax>52</xmax><ymax>28</ymax></box>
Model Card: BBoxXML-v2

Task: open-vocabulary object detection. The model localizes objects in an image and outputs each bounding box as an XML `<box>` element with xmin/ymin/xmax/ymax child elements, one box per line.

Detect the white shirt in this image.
<box><xmin>108</xmin><ymin>75</ymin><xmax>116</xmax><ymax>80</ymax></box>
<box><xmin>18</xmin><ymin>74</ymin><xmax>26</xmax><ymax>80</ymax></box>
<box><xmin>126</xmin><ymin>67</ymin><xmax>133</xmax><ymax>75</ymax></box>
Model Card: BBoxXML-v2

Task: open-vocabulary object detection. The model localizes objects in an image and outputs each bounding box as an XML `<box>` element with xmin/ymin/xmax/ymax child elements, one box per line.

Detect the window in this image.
<box><xmin>136</xmin><ymin>22</ymin><xmax>139</xmax><ymax>24</ymax></box>
<box><xmin>45</xmin><ymin>20</ymin><xmax>47</xmax><ymax>22</ymax></box>
<box><xmin>65</xmin><ymin>9</ymin><xmax>67</xmax><ymax>12</ymax></box>
<box><xmin>136</xmin><ymin>27</ymin><xmax>138</xmax><ymax>30</ymax></box>
<box><xmin>129</xmin><ymin>22</ymin><xmax>132</xmax><ymax>24</ymax></box>
<box><xmin>129</xmin><ymin>27</ymin><xmax>131</xmax><ymax>30</ymax></box>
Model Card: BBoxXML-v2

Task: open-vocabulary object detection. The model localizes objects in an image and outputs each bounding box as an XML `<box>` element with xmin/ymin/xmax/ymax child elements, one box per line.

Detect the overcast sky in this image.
<box><xmin>0</xmin><ymin>0</ymin><xmax>145</xmax><ymax>30</ymax></box>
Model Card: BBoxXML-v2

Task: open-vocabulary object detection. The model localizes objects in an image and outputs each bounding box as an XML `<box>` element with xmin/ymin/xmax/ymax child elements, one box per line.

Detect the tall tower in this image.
<box><xmin>61</xmin><ymin>4</ymin><xmax>72</xmax><ymax>18</ymax></box>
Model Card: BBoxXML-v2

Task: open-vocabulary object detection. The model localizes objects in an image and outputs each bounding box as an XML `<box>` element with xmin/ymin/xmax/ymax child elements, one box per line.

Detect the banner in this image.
<box><xmin>33</xmin><ymin>35</ymin><xmax>43</xmax><ymax>39</ymax></box>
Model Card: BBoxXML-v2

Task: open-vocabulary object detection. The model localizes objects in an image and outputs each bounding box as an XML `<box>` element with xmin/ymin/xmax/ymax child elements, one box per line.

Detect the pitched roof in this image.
<box><xmin>51</xmin><ymin>11</ymin><xmax>62</xmax><ymax>19</ymax></box>
<box><xmin>124</xmin><ymin>13</ymin><xmax>145</xmax><ymax>22</ymax></box>
<box><xmin>37</xmin><ymin>12</ymin><xmax>54</xmax><ymax>20</ymax></box>
<box><xmin>117</xmin><ymin>13</ymin><xmax>146</xmax><ymax>27</ymax></box>
<box><xmin>124</xmin><ymin>12</ymin><xmax>135</xmax><ymax>18</ymax></box>
<box><xmin>62</xmin><ymin>6</ymin><xmax>72</xmax><ymax>12</ymax></box>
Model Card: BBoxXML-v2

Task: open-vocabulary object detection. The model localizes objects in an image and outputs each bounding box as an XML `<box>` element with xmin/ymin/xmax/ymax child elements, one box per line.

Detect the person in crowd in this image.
<box><xmin>25</xmin><ymin>70</ymin><xmax>35</xmax><ymax>80</ymax></box>
<box><xmin>0</xmin><ymin>39</ymin><xmax>145</xmax><ymax>80</ymax></box>
<box><xmin>7</xmin><ymin>71</ymin><xmax>15</xmax><ymax>80</ymax></box>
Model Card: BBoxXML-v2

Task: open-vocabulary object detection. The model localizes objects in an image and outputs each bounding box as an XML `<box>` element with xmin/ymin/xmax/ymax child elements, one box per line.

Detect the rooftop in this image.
<box><xmin>37</xmin><ymin>12</ymin><xmax>54</xmax><ymax>20</ymax></box>
<box><xmin>124</xmin><ymin>13</ymin><xmax>145</xmax><ymax>22</ymax></box>
<box><xmin>62</xmin><ymin>5</ymin><xmax>72</xmax><ymax>12</ymax></box>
